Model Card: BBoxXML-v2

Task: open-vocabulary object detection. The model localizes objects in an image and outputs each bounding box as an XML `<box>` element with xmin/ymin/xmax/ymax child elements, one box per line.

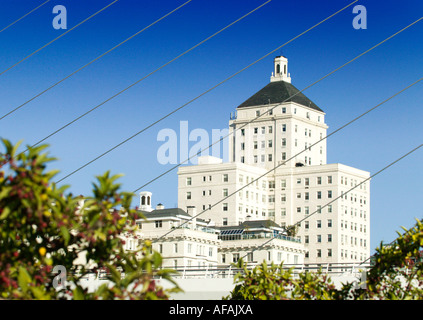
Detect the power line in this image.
<box><xmin>0</xmin><ymin>0</ymin><xmax>119</xmax><ymax>77</ymax></box>
<box><xmin>0</xmin><ymin>0</ymin><xmax>193</xmax><ymax>121</ymax></box>
<box><xmin>2</xmin><ymin>0</ymin><xmax>272</xmax><ymax>171</ymax></box>
<box><xmin>0</xmin><ymin>0</ymin><xmax>50</xmax><ymax>34</ymax></box>
<box><xmin>132</xmin><ymin>19</ymin><xmax>423</xmax><ymax>193</ymax></box>
<box><xmin>53</xmin><ymin>0</ymin><xmax>359</xmax><ymax>184</ymax></box>
<box><xmin>152</xmin><ymin>76</ymin><xmax>423</xmax><ymax>243</ymax></box>
<box><xmin>235</xmin><ymin>144</ymin><xmax>423</xmax><ymax>264</ymax></box>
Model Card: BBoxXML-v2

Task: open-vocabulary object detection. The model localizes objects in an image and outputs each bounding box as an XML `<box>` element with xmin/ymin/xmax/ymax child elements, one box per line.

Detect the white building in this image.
<box><xmin>128</xmin><ymin>192</ymin><xmax>306</xmax><ymax>269</ymax></box>
<box><xmin>178</xmin><ymin>56</ymin><xmax>371</xmax><ymax>265</ymax></box>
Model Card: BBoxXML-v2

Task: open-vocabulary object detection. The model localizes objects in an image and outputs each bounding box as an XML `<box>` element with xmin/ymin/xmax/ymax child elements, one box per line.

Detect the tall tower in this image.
<box><xmin>229</xmin><ymin>56</ymin><xmax>328</xmax><ymax>170</ymax></box>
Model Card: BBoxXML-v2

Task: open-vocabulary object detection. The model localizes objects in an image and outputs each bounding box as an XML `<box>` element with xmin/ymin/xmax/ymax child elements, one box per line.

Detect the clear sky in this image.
<box><xmin>0</xmin><ymin>0</ymin><xmax>422</xmax><ymax>253</ymax></box>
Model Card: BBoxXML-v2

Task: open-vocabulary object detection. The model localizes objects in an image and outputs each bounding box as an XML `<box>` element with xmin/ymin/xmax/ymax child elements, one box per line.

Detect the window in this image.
<box><xmin>305</xmin><ymin>178</ymin><xmax>309</xmax><ymax>186</ymax></box>
<box><xmin>221</xmin><ymin>254</ymin><xmax>226</xmax><ymax>263</ymax></box>
<box><xmin>281</xmin><ymin>194</ymin><xmax>286</xmax><ymax>202</ymax></box>
<box><xmin>281</xmin><ymin>138</ymin><xmax>286</xmax><ymax>147</ymax></box>
<box><xmin>281</xmin><ymin>208</ymin><xmax>286</xmax><ymax>216</ymax></box>
<box><xmin>328</xmin><ymin>176</ymin><xmax>332</xmax><ymax>184</ymax></box>
<box><xmin>297</xmin><ymin>207</ymin><xmax>301</xmax><ymax>213</ymax></box>
<box><xmin>305</xmin><ymin>235</ymin><xmax>309</xmax><ymax>244</ymax></box>
<box><xmin>223</xmin><ymin>218</ymin><xmax>228</xmax><ymax>226</ymax></box>
<box><xmin>305</xmin><ymin>221</ymin><xmax>309</xmax><ymax>229</ymax></box>
<box><xmin>261</xmin><ymin>127</ymin><xmax>265</xmax><ymax>134</ymax></box>
<box><xmin>317</xmin><ymin>235</ymin><xmax>321</xmax><ymax>243</ymax></box>
<box><xmin>317</xmin><ymin>220</ymin><xmax>321</xmax><ymax>228</ymax></box>
<box><xmin>174</xmin><ymin>243</ymin><xmax>178</xmax><ymax>253</ymax></box>
<box><xmin>186</xmin><ymin>177</ymin><xmax>192</xmax><ymax>186</ymax></box>
<box><xmin>328</xmin><ymin>249</ymin><xmax>332</xmax><ymax>257</ymax></box>
<box><xmin>268</xmin><ymin>126</ymin><xmax>273</xmax><ymax>134</ymax></box>
<box><xmin>282</xmin><ymin>107</ymin><xmax>286</xmax><ymax>113</ymax></box>
<box><xmin>268</xmin><ymin>180</ymin><xmax>275</xmax><ymax>189</ymax></box>
<box><xmin>155</xmin><ymin>220</ymin><xmax>162</xmax><ymax>228</ymax></box>
<box><xmin>282</xmin><ymin>152</ymin><xmax>286</xmax><ymax>160</ymax></box>
<box><xmin>328</xmin><ymin>190</ymin><xmax>333</xmax><ymax>199</ymax></box>
<box><xmin>317</xmin><ymin>177</ymin><xmax>322</xmax><ymax>185</ymax></box>
<box><xmin>268</xmin><ymin>154</ymin><xmax>273</xmax><ymax>162</ymax></box>
<box><xmin>223</xmin><ymin>174</ymin><xmax>228</xmax><ymax>182</ymax></box>
<box><xmin>280</xmin><ymin>179</ymin><xmax>286</xmax><ymax>188</ymax></box>
<box><xmin>223</xmin><ymin>188</ymin><xmax>228</xmax><ymax>197</ymax></box>
<box><xmin>223</xmin><ymin>203</ymin><xmax>228</xmax><ymax>211</ymax></box>
<box><xmin>317</xmin><ymin>191</ymin><xmax>322</xmax><ymax>199</ymax></box>
<box><xmin>282</xmin><ymin>124</ymin><xmax>286</xmax><ymax>132</ymax></box>
<box><xmin>261</xmin><ymin>155</ymin><xmax>265</xmax><ymax>163</ymax></box>
<box><xmin>261</xmin><ymin>141</ymin><xmax>265</xmax><ymax>149</ymax></box>
<box><xmin>186</xmin><ymin>192</ymin><xmax>191</xmax><ymax>200</ymax></box>
<box><xmin>233</xmin><ymin>253</ymin><xmax>240</xmax><ymax>263</ymax></box>
<box><xmin>241</xmin><ymin>129</ymin><xmax>245</xmax><ymax>136</ymax></box>
<box><xmin>328</xmin><ymin>205</ymin><xmax>332</xmax><ymax>213</ymax></box>
<box><xmin>256</xmin><ymin>110</ymin><xmax>260</xmax><ymax>117</ymax></box>
<box><xmin>254</xmin><ymin>141</ymin><xmax>258</xmax><ymax>149</ymax></box>
<box><xmin>241</xmin><ymin>156</ymin><xmax>245</xmax><ymax>163</ymax></box>
<box><xmin>317</xmin><ymin>249</ymin><xmax>321</xmax><ymax>258</ymax></box>
<box><xmin>305</xmin><ymin>206</ymin><xmax>309</xmax><ymax>215</ymax></box>
<box><xmin>188</xmin><ymin>243</ymin><xmax>192</xmax><ymax>254</ymax></box>
<box><xmin>268</xmin><ymin>140</ymin><xmax>273</xmax><ymax>148</ymax></box>
<box><xmin>305</xmin><ymin>192</ymin><xmax>309</xmax><ymax>200</ymax></box>
<box><xmin>254</xmin><ymin>155</ymin><xmax>258</xmax><ymax>163</ymax></box>
<box><xmin>254</xmin><ymin>127</ymin><xmax>258</xmax><ymax>134</ymax></box>
<box><xmin>328</xmin><ymin>234</ymin><xmax>332</xmax><ymax>242</ymax></box>
<box><xmin>328</xmin><ymin>219</ymin><xmax>333</xmax><ymax>227</ymax></box>
<box><xmin>240</xmin><ymin>142</ymin><xmax>245</xmax><ymax>150</ymax></box>
<box><xmin>268</xmin><ymin>195</ymin><xmax>275</xmax><ymax>203</ymax></box>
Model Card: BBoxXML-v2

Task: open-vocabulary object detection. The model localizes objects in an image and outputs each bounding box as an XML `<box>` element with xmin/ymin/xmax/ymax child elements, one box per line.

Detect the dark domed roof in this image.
<box><xmin>237</xmin><ymin>80</ymin><xmax>322</xmax><ymax>112</ymax></box>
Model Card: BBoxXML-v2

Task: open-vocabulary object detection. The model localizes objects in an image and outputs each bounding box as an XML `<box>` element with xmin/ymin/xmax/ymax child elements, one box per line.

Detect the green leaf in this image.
<box><xmin>18</xmin><ymin>267</ymin><xmax>32</xmax><ymax>294</ymax></box>
<box><xmin>0</xmin><ymin>206</ymin><xmax>11</xmax><ymax>220</ymax></box>
<box><xmin>73</xmin><ymin>286</ymin><xmax>85</xmax><ymax>300</ymax></box>
<box><xmin>60</xmin><ymin>226</ymin><xmax>70</xmax><ymax>246</ymax></box>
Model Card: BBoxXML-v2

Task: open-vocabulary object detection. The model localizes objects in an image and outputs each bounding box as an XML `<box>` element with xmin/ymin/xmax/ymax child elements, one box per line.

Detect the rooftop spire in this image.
<box><xmin>270</xmin><ymin>55</ymin><xmax>291</xmax><ymax>83</ymax></box>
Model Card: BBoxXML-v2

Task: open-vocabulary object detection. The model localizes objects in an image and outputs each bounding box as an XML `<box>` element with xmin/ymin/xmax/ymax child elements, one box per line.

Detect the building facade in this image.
<box><xmin>177</xmin><ymin>56</ymin><xmax>371</xmax><ymax>265</ymax></box>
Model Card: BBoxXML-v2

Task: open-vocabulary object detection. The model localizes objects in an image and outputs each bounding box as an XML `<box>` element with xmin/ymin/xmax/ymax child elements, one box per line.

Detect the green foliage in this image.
<box><xmin>0</xmin><ymin>139</ymin><xmax>181</xmax><ymax>300</ymax></box>
<box><xmin>225</xmin><ymin>259</ymin><xmax>338</xmax><ymax>300</ymax></box>
<box><xmin>226</xmin><ymin>219</ymin><xmax>423</xmax><ymax>300</ymax></box>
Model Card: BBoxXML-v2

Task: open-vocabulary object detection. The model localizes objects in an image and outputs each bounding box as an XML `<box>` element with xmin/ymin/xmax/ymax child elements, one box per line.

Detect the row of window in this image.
<box><xmin>251</xmin><ymin>106</ymin><xmax>322</xmax><ymax>122</ymax></box>
<box><xmin>241</xmin><ymin>123</ymin><xmax>322</xmax><ymax>137</ymax></box>
<box><xmin>341</xmin><ymin>221</ymin><xmax>368</xmax><ymax>233</ymax></box>
<box><xmin>156</xmin><ymin>242</ymin><xmax>215</xmax><ymax>257</ymax></box>
<box><xmin>222</xmin><ymin>252</ymin><xmax>299</xmax><ymax>264</ymax></box>
<box><xmin>186</xmin><ymin>174</ymin><xmax>230</xmax><ymax>185</ymax></box>
<box><xmin>341</xmin><ymin>206</ymin><xmax>368</xmax><ymax>219</ymax></box>
<box><xmin>305</xmin><ymin>249</ymin><xmax>367</xmax><ymax>260</ymax></box>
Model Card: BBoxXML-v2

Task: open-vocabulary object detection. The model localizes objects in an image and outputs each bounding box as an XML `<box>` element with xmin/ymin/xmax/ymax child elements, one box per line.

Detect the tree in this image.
<box><xmin>0</xmin><ymin>139</ymin><xmax>181</xmax><ymax>300</ymax></box>
<box><xmin>225</xmin><ymin>220</ymin><xmax>423</xmax><ymax>300</ymax></box>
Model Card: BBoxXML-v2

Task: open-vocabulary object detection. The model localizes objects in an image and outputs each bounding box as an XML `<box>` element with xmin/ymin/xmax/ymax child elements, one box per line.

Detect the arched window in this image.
<box><xmin>141</xmin><ymin>196</ymin><xmax>146</xmax><ymax>205</ymax></box>
<box><xmin>276</xmin><ymin>64</ymin><xmax>280</xmax><ymax>74</ymax></box>
<box><xmin>147</xmin><ymin>196</ymin><xmax>151</xmax><ymax>205</ymax></box>
<box><xmin>284</xmin><ymin>64</ymin><xmax>287</xmax><ymax>74</ymax></box>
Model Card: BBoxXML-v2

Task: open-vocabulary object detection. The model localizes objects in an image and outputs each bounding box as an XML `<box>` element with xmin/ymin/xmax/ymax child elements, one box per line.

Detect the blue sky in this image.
<box><xmin>0</xmin><ymin>0</ymin><xmax>422</xmax><ymax>252</ymax></box>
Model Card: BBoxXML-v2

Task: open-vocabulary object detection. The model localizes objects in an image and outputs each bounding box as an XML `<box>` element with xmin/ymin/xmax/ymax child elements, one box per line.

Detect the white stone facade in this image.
<box><xmin>177</xmin><ymin>56</ymin><xmax>371</xmax><ymax>265</ymax></box>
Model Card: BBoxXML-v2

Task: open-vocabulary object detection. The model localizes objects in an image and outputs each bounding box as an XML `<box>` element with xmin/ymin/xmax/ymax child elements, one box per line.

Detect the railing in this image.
<box><xmin>163</xmin><ymin>262</ymin><xmax>372</xmax><ymax>279</ymax></box>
